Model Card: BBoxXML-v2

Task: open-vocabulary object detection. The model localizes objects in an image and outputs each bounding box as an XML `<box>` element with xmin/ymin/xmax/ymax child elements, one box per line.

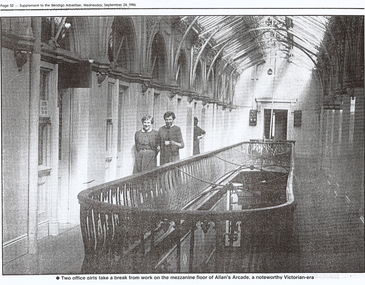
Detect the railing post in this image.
<box><xmin>80</xmin><ymin>205</ymin><xmax>92</xmax><ymax>273</ymax></box>
<box><xmin>189</xmin><ymin>219</ymin><xmax>197</xmax><ymax>272</ymax></box>
<box><xmin>214</xmin><ymin>218</ymin><xmax>224</xmax><ymax>272</ymax></box>
<box><xmin>174</xmin><ymin>219</ymin><xmax>182</xmax><ymax>272</ymax></box>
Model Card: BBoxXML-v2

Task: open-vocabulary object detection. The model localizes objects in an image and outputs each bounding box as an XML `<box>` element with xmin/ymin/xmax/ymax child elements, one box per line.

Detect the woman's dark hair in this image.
<box><xmin>163</xmin><ymin>111</ymin><xmax>176</xmax><ymax>120</ymax></box>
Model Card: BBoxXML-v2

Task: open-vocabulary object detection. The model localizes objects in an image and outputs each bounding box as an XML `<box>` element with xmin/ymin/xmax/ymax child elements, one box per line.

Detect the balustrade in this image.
<box><xmin>78</xmin><ymin>141</ymin><xmax>295</xmax><ymax>273</ymax></box>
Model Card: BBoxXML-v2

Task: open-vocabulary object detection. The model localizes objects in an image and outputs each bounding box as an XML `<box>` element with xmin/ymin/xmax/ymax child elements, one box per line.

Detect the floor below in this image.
<box><xmin>294</xmin><ymin>154</ymin><xmax>364</xmax><ymax>273</ymax></box>
<box><xmin>2</xmin><ymin>224</ymin><xmax>84</xmax><ymax>275</ymax></box>
<box><xmin>2</xmin><ymin>154</ymin><xmax>364</xmax><ymax>275</ymax></box>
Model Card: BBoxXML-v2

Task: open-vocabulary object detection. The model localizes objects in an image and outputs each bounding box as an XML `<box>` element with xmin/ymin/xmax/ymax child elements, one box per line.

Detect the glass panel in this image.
<box><xmin>106</xmin><ymin>119</ymin><xmax>113</xmax><ymax>152</ymax></box>
<box><xmin>107</xmin><ymin>83</ymin><xmax>113</xmax><ymax>118</ymax></box>
<box><xmin>38</xmin><ymin>123</ymin><xmax>50</xmax><ymax>166</ymax></box>
<box><xmin>40</xmin><ymin>69</ymin><xmax>49</xmax><ymax>101</ymax></box>
<box><xmin>117</xmin><ymin>91</ymin><xmax>123</xmax><ymax>152</ymax></box>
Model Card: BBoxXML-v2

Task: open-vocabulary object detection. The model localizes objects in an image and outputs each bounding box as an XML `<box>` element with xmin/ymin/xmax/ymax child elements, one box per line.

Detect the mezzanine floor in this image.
<box><xmin>2</xmin><ymin>152</ymin><xmax>364</xmax><ymax>275</ymax></box>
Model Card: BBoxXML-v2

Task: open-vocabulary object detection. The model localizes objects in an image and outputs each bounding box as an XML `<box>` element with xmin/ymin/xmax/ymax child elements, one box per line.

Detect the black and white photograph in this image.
<box><xmin>1</xmin><ymin>1</ymin><xmax>364</xmax><ymax>284</ymax></box>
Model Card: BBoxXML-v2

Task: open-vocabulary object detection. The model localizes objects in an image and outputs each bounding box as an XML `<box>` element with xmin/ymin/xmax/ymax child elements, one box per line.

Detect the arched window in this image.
<box><xmin>225</xmin><ymin>77</ymin><xmax>231</xmax><ymax>103</ymax></box>
<box><xmin>151</xmin><ymin>33</ymin><xmax>167</xmax><ymax>82</ymax></box>
<box><xmin>41</xmin><ymin>17</ymin><xmax>72</xmax><ymax>50</ymax></box>
<box><xmin>216</xmin><ymin>71</ymin><xmax>223</xmax><ymax>101</ymax></box>
<box><xmin>176</xmin><ymin>51</ymin><xmax>188</xmax><ymax>89</ymax></box>
<box><xmin>109</xmin><ymin>17</ymin><xmax>136</xmax><ymax>73</ymax></box>
<box><xmin>207</xmin><ymin>67</ymin><xmax>214</xmax><ymax>96</ymax></box>
<box><xmin>194</xmin><ymin>61</ymin><xmax>203</xmax><ymax>94</ymax></box>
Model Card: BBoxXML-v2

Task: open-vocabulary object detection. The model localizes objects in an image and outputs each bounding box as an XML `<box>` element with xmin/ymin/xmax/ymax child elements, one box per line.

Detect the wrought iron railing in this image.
<box><xmin>78</xmin><ymin>141</ymin><xmax>295</xmax><ymax>273</ymax></box>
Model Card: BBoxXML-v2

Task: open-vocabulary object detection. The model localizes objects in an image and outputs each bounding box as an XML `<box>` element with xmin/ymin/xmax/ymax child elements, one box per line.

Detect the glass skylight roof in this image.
<box><xmin>188</xmin><ymin>15</ymin><xmax>329</xmax><ymax>73</ymax></box>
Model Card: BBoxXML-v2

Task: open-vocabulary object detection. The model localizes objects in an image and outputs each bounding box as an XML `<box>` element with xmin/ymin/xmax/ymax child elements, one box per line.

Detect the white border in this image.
<box><xmin>1</xmin><ymin>1</ymin><xmax>364</xmax><ymax>284</ymax></box>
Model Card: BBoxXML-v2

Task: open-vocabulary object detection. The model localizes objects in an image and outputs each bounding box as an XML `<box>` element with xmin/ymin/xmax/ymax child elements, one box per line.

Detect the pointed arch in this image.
<box><xmin>216</xmin><ymin>71</ymin><xmax>223</xmax><ymax>101</ymax></box>
<box><xmin>207</xmin><ymin>66</ymin><xmax>215</xmax><ymax>96</ymax></box>
<box><xmin>109</xmin><ymin>16</ymin><xmax>137</xmax><ymax>73</ymax></box>
<box><xmin>150</xmin><ymin>32</ymin><xmax>167</xmax><ymax>82</ymax></box>
<box><xmin>194</xmin><ymin>61</ymin><xmax>203</xmax><ymax>94</ymax></box>
<box><xmin>176</xmin><ymin>50</ymin><xmax>189</xmax><ymax>89</ymax></box>
<box><xmin>41</xmin><ymin>17</ymin><xmax>74</xmax><ymax>51</ymax></box>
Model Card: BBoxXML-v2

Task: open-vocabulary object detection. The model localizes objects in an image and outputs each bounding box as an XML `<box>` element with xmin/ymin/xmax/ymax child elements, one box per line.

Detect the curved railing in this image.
<box><xmin>78</xmin><ymin>141</ymin><xmax>296</xmax><ymax>273</ymax></box>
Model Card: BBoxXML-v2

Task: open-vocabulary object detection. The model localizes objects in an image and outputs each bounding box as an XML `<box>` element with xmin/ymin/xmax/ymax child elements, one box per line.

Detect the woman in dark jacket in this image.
<box><xmin>193</xmin><ymin>117</ymin><xmax>206</xmax><ymax>155</ymax></box>
<box><xmin>158</xmin><ymin>111</ymin><xmax>185</xmax><ymax>165</ymax></box>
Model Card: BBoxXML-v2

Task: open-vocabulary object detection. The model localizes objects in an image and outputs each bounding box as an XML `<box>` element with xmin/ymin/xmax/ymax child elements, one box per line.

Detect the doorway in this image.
<box><xmin>264</xmin><ymin>109</ymin><xmax>288</xmax><ymax>140</ymax></box>
<box><xmin>58</xmin><ymin>88</ymin><xmax>72</xmax><ymax>223</ymax></box>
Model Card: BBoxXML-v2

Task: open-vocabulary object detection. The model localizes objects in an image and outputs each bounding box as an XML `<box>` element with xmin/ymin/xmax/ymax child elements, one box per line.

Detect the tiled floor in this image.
<box><xmin>2</xmin><ymin>154</ymin><xmax>364</xmax><ymax>275</ymax></box>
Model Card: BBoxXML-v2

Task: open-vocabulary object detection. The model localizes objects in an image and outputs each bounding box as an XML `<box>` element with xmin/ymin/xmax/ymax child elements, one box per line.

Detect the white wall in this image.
<box><xmin>2</xmin><ymin>48</ymin><xmax>30</xmax><ymax>261</ymax></box>
<box><xmin>234</xmin><ymin>58</ymin><xmax>322</xmax><ymax>157</ymax></box>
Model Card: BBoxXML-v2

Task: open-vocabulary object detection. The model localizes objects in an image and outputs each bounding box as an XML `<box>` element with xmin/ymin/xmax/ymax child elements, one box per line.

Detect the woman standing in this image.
<box><xmin>158</xmin><ymin>111</ymin><xmax>185</xmax><ymax>165</ymax></box>
<box><xmin>193</xmin><ymin>117</ymin><xmax>206</xmax><ymax>155</ymax></box>
<box><xmin>134</xmin><ymin>115</ymin><xmax>160</xmax><ymax>173</ymax></box>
